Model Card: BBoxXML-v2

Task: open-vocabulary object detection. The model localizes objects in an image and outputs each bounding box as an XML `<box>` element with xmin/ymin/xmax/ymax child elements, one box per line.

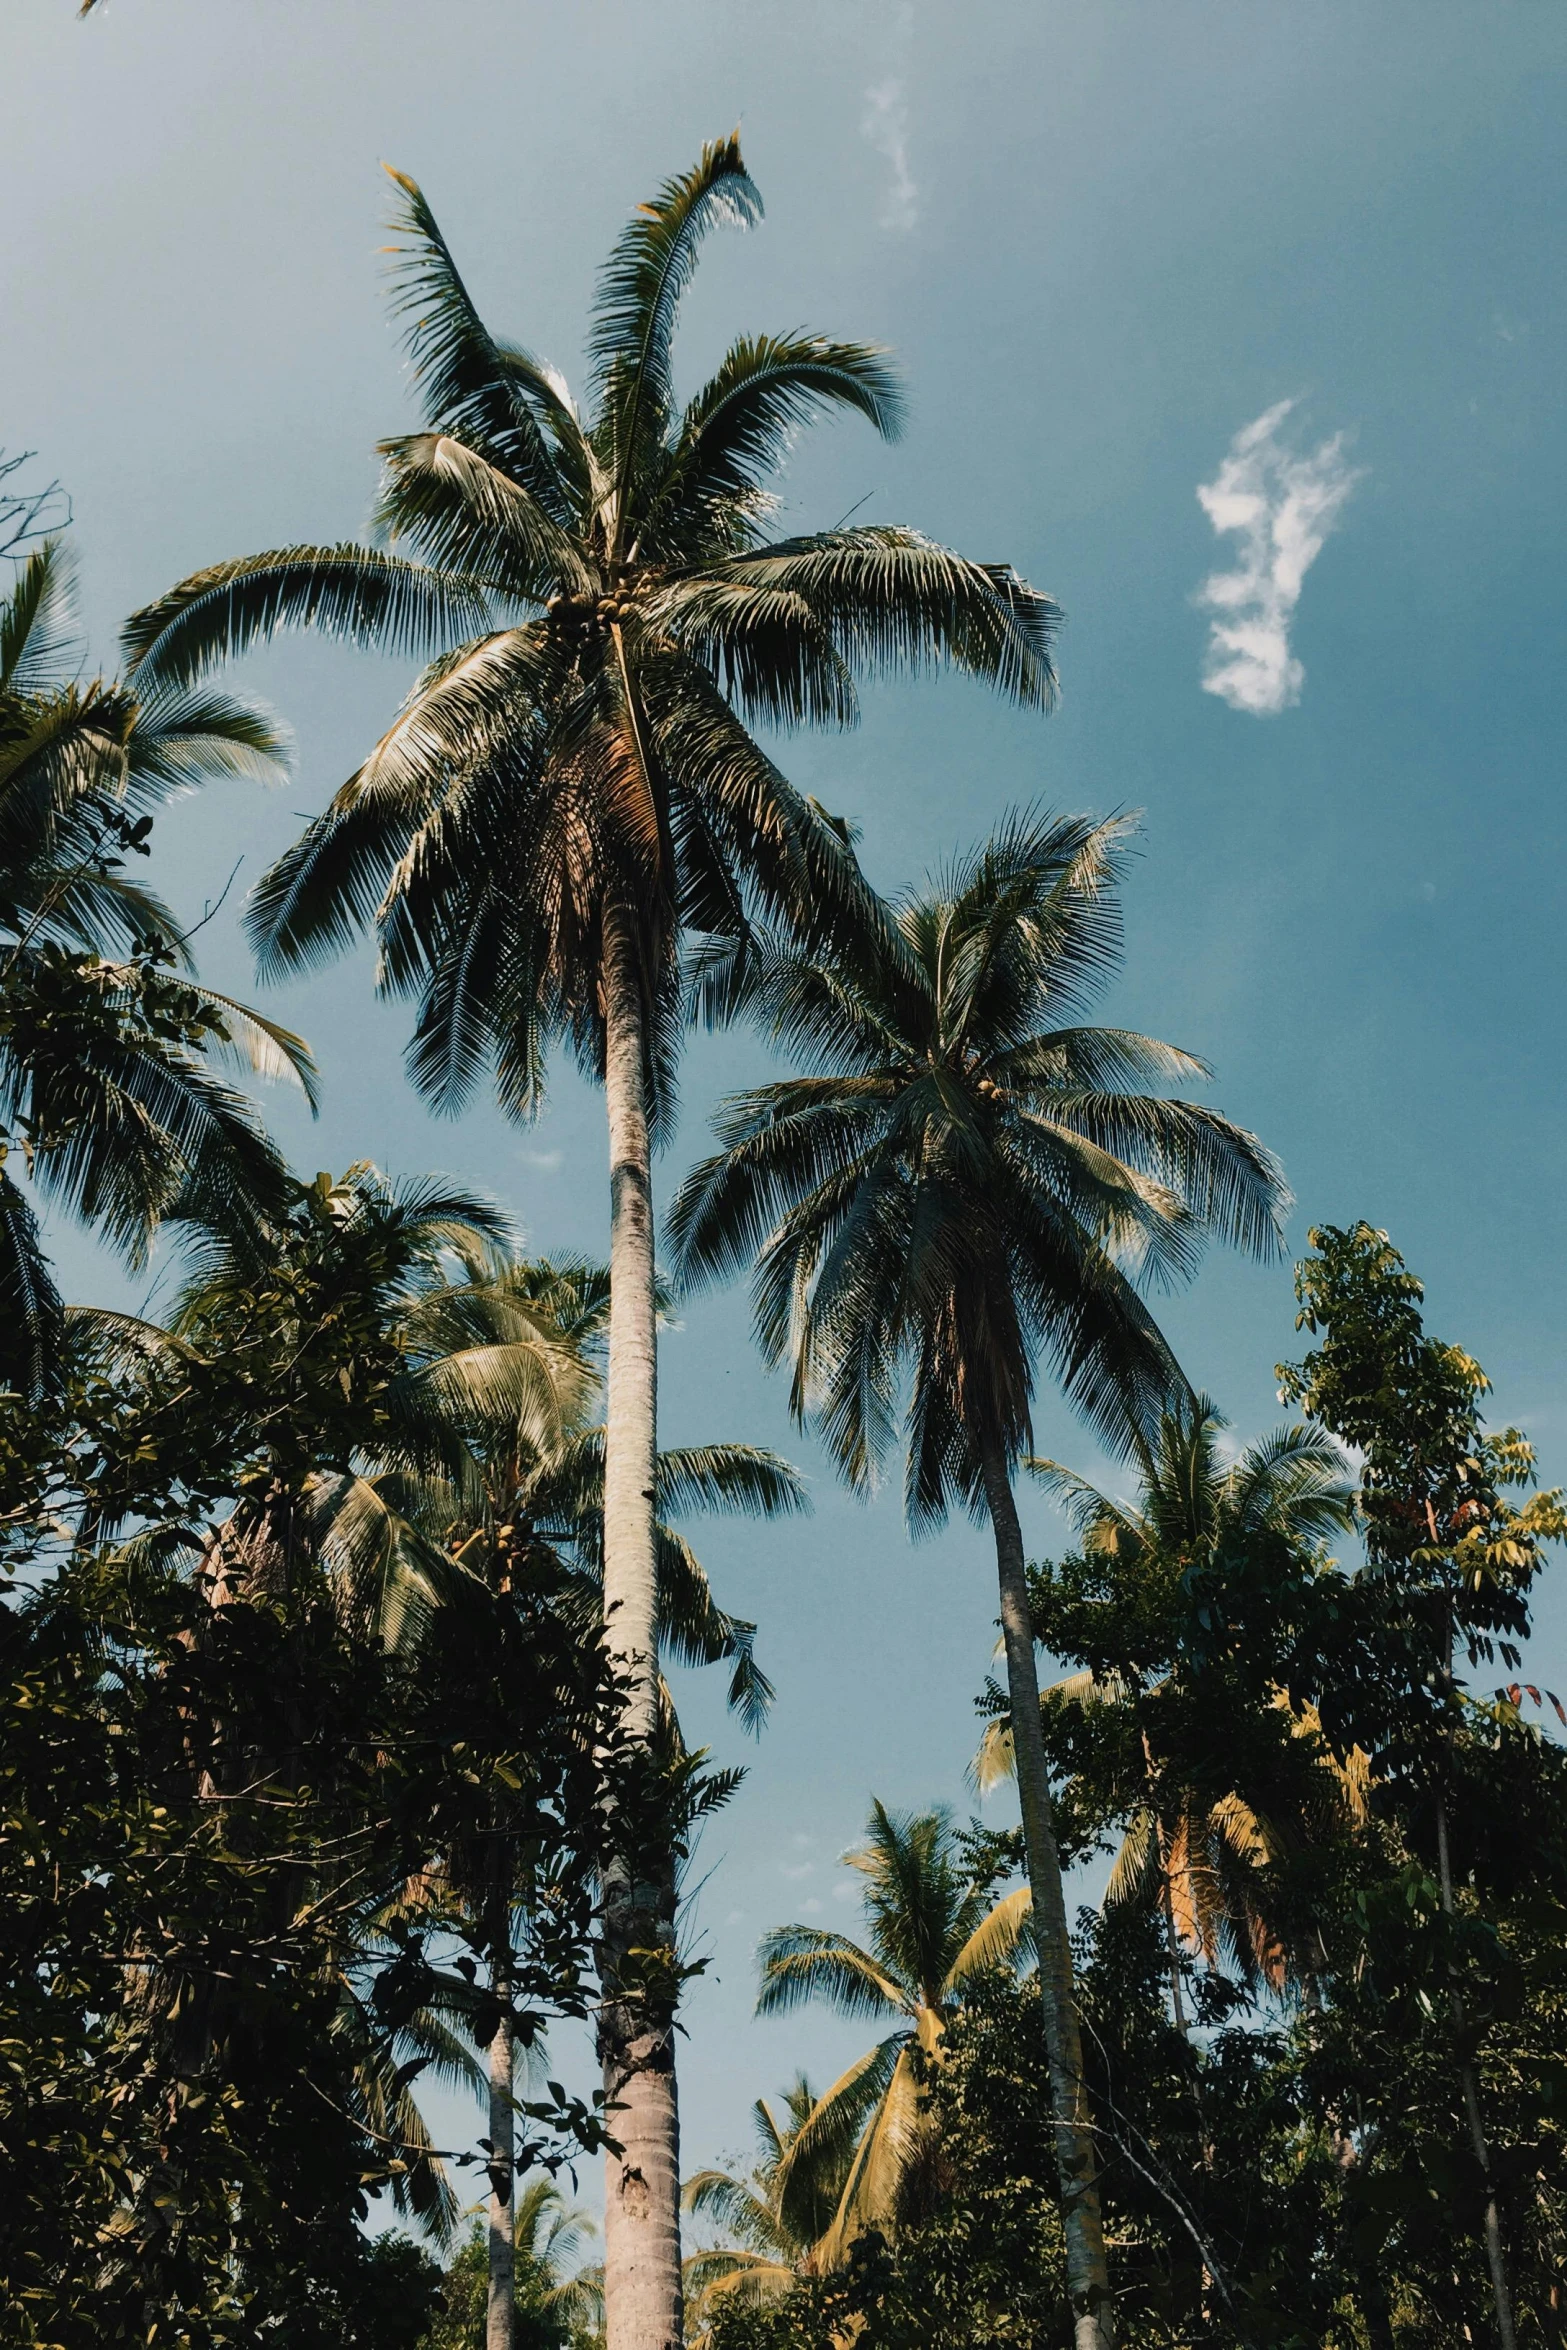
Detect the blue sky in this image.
<box><xmin>7</xmin><ymin>0</ymin><xmax>1567</xmax><ymax>2208</ymax></box>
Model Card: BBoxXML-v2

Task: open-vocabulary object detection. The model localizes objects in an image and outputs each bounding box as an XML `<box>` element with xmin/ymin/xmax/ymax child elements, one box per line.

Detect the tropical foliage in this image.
<box><xmin>0</xmin><ymin>541</ymin><xmax>313</xmax><ymax>1393</ymax></box>
<box><xmin>9</xmin><ymin>106</ymin><xmax>1567</xmax><ymax>2350</ymax></box>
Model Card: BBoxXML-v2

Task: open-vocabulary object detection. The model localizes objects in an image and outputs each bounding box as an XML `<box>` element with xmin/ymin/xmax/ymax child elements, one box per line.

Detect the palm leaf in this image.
<box><xmin>123</xmin><ymin>546</ymin><xmax>499</xmax><ymax>689</ymax></box>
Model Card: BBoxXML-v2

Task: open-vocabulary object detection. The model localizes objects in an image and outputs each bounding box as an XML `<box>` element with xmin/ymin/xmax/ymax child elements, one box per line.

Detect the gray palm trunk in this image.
<box><xmin>980</xmin><ymin>1439</ymin><xmax>1115</xmax><ymax>2350</ymax></box>
<box><xmin>598</xmin><ymin>903</ymin><xmax>684</xmax><ymax>2350</ymax></box>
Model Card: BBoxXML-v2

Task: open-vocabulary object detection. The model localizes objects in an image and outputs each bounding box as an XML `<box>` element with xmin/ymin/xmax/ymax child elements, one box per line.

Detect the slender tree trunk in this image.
<box><xmin>487</xmin><ymin>1869</ymin><xmax>516</xmax><ymax>2350</ymax></box>
<box><xmin>1435</xmin><ymin>1794</ymin><xmax>1515</xmax><ymax>2350</ymax></box>
<box><xmin>981</xmin><ymin>1438</ymin><xmax>1114</xmax><ymax>2350</ymax></box>
<box><xmin>1427</xmin><ymin>1558</ymin><xmax>1515</xmax><ymax>2350</ymax></box>
<box><xmin>598</xmin><ymin>900</ymin><xmax>683</xmax><ymax>2350</ymax></box>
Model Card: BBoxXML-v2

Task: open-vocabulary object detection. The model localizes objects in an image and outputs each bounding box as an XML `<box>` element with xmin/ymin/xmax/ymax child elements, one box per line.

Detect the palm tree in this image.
<box><xmin>0</xmin><ymin>539</ymin><xmax>312</xmax><ymax>1390</ymax></box>
<box><xmin>423</xmin><ymin>2178</ymin><xmax>602</xmax><ymax>2350</ymax></box>
<box><xmin>1009</xmin><ymin>1397</ymin><xmax>1360</xmax><ymax>2015</ymax></box>
<box><xmin>122</xmin><ymin>141</ymin><xmax>1057</xmax><ymax>2350</ymax></box>
<box><xmin>681</xmin><ymin>2075</ymin><xmax>846</xmax><ymax>2340</ymax></box>
<box><xmin>667</xmin><ymin>814</ymin><xmax>1290</xmax><ymax>2348</ymax></box>
<box><xmin>333</xmin><ymin>1250</ymin><xmax>805</xmax><ymax>1732</ymax></box>
<box><xmin>753</xmin><ymin>1803</ymin><xmax>1031</xmax><ymax>2272</ymax></box>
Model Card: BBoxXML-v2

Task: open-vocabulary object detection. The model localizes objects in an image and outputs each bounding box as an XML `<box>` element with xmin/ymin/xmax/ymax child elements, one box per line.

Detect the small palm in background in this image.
<box><xmin>750</xmin><ymin>1803</ymin><xmax>1031</xmax><ymax>2270</ymax></box>
<box><xmin>419</xmin><ymin>2180</ymin><xmax>602</xmax><ymax>2350</ymax></box>
<box><xmin>681</xmin><ymin>2075</ymin><xmax>848</xmax><ymax>2340</ymax></box>
<box><xmin>980</xmin><ymin>1395</ymin><xmax>1361</xmax><ymax>2017</ymax></box>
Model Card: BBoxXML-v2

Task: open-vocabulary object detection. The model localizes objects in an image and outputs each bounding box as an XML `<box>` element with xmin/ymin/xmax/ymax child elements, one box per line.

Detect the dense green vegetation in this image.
<box><xmin>4</xmin><ymin>125</ymin><xmax>1566</xmax><ymax>2350</ymax></box>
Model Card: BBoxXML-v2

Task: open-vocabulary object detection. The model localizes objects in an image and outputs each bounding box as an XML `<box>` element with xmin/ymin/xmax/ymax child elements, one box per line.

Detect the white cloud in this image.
<box><xmin>862</xmin><ymin>80</ymin><xmax>918</xmax><ymax>231</ymax></box>
<box><xmin>518</xmin><ymin>1147</ymin><xmax>563</xmax><ymax>1173</ymax></box>
<box><xmin>1195</xmin><ymin>399</ymin><xmax>1361</xmax><ymax>716</ymax></box>
<box><xmin>802</xmin><ymin>1897</ymin><xmax>824</xmax><ymax>1915</ymax></box>
<box><xmin>780</xmin><ymin>1861</ymin><xmax>815</xmax><ymax>1881</ymax></box>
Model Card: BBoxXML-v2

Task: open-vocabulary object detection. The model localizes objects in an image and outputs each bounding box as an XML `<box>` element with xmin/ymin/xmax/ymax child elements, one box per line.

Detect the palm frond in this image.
<box><xmin>589</xmin><ymin>135</ymin><xmax>762</xmax><ymax>529</ymax></box>
<box><xmin>381</xmin><ymin>165</ymin><xmax>576</xmax><ymax>514</ymax></box>
<box><xmin>1</xmin><ymin>539</ymin><xmax>80</xmax><ymax>696</ymax></box>
<box><xmin>755</xmin><ymin>1926</ymin><xmax>908</xmax><ymax>2022</ymax></box>
<box><xmin>123</xmin><ymin>546</ymin><xmax>498</xmax><ymax>690</ymax></box>
<box><xmin>0</xmin><ymin>1168</ymin><xmax>62</xmax><ymax>1399</ymax></box>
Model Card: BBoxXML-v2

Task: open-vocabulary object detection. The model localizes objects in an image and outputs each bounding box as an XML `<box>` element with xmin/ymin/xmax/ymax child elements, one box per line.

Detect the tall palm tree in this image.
<box><xmin>667</xmin><ymin>814</ymin><xmax>1290</xmax><ymax>2348</ymax></box>
<box><xmin>753</xmin><ymin>1803</ymin><xmax>1031</xmax><ymax>2271</ymax></box>
<box><xmin>123</xmin><ymin>140</ymin><xmax>1057</xmax><ymax>2349</ymax></box>
<box><xmin>973</xmin><ymin>1398</ymin><xmax>1360</xmax><ymax>2020</ymax></box>
<box><xmin>0</xmin><ymin>540</ymin><xmax>312</xmax><ymax>1390</ymax></box>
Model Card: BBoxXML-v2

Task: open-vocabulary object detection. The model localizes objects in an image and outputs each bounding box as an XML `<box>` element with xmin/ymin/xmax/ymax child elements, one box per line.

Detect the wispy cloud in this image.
<box><xmin>862</xmin><ymin>79</ymin><xmax>918</xmax><ymax>231</ymax></box>
<box><xmin>518</xmin><ymin>1146</ymin><xmax>563</xmax><ymax>1173</ymax></box>
<box><xmin>1195</xmin><ymin>399</ymin><xmax>1361</xmax><ymax>716</ymax></box>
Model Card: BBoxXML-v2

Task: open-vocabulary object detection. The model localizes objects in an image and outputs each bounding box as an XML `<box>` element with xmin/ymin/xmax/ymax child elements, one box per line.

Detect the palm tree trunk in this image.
<box><xmin>980</xmin><ymin>1437</ymin><xmax>1114</xmax><ymax>2350</ymax></box>
<box><xmin>598</xmin><ymin>899</ymin><xmax>683</xmax><ymax>2350</ymax></box>
<box><xmin>487</xmin><ymin>1870</ymin><xmax>516</xmax><ymax>2350</ymax></box>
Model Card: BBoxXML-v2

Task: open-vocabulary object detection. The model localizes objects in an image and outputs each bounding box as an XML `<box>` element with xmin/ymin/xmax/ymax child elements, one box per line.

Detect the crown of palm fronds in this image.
<box><xmin>975</xmin><ymin>1398</ymin><xmax>1365</xmax><ymax>1995</ymax></box>
<box><xmin>669</xmin><ymin>813</ymin><xmax>1290</xmax><ymax>1504</ymax></box>
<box><xmin>124</xmin><ymin>140</ymin><xmax>1059</xmax><ymax>1132</ymax></box>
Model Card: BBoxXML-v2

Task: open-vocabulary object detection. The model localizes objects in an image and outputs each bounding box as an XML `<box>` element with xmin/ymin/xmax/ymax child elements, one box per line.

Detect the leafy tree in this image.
<box><xmin>0</xmin><ymin>1181</ymin><xmax>616</xmax><ymax>2345</ymax></box>
<box><xmin>0</xmin><ymin>539</ymin><xmax>312</xmax><ymax>1390</ymax></box>
<box><xmin>1279</xmin><ymin>1221</ymin><xmax>1567</xmax><ymax>2350</ymax></box>
<box><xmin>754</xmin><ymin>1803</ymin><xmax>1031</xmax><ymax>2266</ymax></box>
<box><xmin>669</xmin><ymin>812</ymin><xmax>1287</xmax><ymax>2347</ymax></box>
<box><xmin>123</xmin><ymin>136</ymin><xmax>1057</xmax><ymax>2348</ymax></box>
<box><xmin>987</xmin><ymin>1397</ymin><xmax>1358</xmax><ymax>2014</ymax></box>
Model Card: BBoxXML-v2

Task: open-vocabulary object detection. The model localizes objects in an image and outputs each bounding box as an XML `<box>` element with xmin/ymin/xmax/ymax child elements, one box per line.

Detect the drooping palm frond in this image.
<box><xmin>0</xmin><ymin>1166</ymin><xmax>62</xmax><ymax>1400</ymax></box>
<box><xmin>124</xmin><ymin>545</ymin><xmax>501</xmax><ymax>690</ymax></box>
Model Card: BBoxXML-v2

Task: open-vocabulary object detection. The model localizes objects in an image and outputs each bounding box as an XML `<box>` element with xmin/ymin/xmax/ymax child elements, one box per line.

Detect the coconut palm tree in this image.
<box><xmin>667</xmin><ymin>813</ymin><xmax>1290</xmax><ymax>2348</ymax></box>
<box><xmin>681</xmin><ymin>2075</ymin><xmax>847</xmax><ymax>2341</ymax></box>
<box><xmin>753</xmin><ymin>1803</ymin><xmax>1031</xmax><ymax>2272</ymax></box>
<box><xmin>122</xmin><ymin>141</ymin><xmax>1057</xmax><ymax>2350</ymax></box>
<box><xmin>332</xmin><ymin>1250</ymin><xmax>805</xmax><ymax>1731</ymax></box>
<box><xmin>1011</xmin><ymin>1396</ymin><xmax>1360</xmax><ymax>2015</ymax></box>
<box><xmin>0</xmin><ymin>539</ymin><xmax>312</xmax><ymax>1391</ymax></box>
